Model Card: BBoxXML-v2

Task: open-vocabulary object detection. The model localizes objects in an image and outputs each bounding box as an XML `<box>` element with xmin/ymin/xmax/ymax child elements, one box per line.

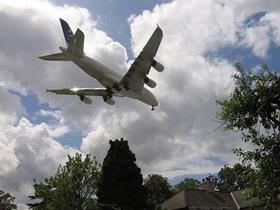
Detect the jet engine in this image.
<box><xmin>151</xmin><ymin>59</ymin><xmax>164</xmax><ymax>72</ymax></box>
<box><xmin>79</xmin><ymin>95</ymin><xmax>92</xmax><ymax>104</ymax></box>
<box><xmin>104</xmin><ymin>97</ymin><xmax>115</xmax><ymax>105</ymax></box>
<box><xmin>144</xmin><ymin>77</ymin><xmax>157</xmax><ymax>88</ymax></box>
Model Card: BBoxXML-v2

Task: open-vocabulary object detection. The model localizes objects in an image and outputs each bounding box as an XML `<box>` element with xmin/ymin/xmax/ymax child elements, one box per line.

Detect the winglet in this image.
<box><xmin>59</xmin><ymin>18</ymin><xmax>74</xmax><ymax>46</ymax></box>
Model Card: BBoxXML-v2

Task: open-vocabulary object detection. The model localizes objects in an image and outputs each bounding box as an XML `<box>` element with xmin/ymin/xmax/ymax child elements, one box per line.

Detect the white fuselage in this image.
<box><xmin>63</xmin><ymin>49</ymin><xmax>158</xmax><ymax>107</ymax></box>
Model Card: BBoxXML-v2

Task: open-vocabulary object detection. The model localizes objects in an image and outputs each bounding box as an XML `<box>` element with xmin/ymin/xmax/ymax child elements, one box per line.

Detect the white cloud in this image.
<box><xmin>0</xmin><ymin>88</ymin><xmax>78</xmax><ymax>210</ymax></box>
<box><xmin>1</xmin><ymin>0</ymin><xmax>280</xmax><ymax>209</ymax></box>
<box><xmin>37</xmin><ymin>109</ymin><xmax>62</xmax><ymax>120</ymax></box>
<box><xmin>240</xmin><ymin>25</ymin><xmax>271</xmax><ymax>58</ymax></box>
<box><xmin>0</xmin><ymin>134</ymin><xmax>19</xmax><ymax>176</ymax></box>
<box><xmin>82</xmin><ymin>0</ymin><xmax>240</xmax><ymax>174</ymax></box>
<box><xmin>0</xmin><ymin>0</ymin><xmax>128</xmax><ymax>129</ymax></box>
<box><xmin>228</xmin><ymin>0</ymin><xmax>280</xmax><ymax>58</ymax></box>
<box><xmin>0</xmin><ymin>117</ymin><xmax>79</xmax><ymax>209</ymax></box>
<box><xmin>82</xmin><ymin>0</ymin><xmax>280</xmax><ymax>178</ymax></box>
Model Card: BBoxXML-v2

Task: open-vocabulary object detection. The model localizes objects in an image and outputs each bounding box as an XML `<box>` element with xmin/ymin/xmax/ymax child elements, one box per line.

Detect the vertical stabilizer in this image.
<box><xmin>68</xmin><ymin>29</ymin><xmax>84</xmax><ymax>57</ymax></box>
<box><xmin>60</xmin><ymin>18</ymin><xmax>74</xmax><ymax>46</ymax></box>
<box><xmin>60</xmin><ymin>18</ymin><xmax>84</xmax><ymax>58</ymax></box>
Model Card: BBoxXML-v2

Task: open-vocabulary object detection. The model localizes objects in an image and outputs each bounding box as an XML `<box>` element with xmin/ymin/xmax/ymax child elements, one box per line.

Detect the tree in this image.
<box><xmin>97</xmin><ymin>138</ymin><xmax>147</xmax><ymax>210</ymax></box>
<box><xmin>0</xmin><ymin>190</ymin><xmax>17</xmax><ymax>210</ymax></box>
<box><xmin>28</xmin><ymin>153</ymin><xmax>100</xmax><ymax>210</ymax></box>
<box><xmin>173</xmin><ymin>178</ymin><xmax>200</xmax><ymax>192</ymax></box>
<box><xmin>217</xmin><ymin>62</ymin><xmax>280</xmax><ymax>208</ymax></box>
<box><xmin>213</xmin><ymin>163</ymin><xmax>250</xmax><ymax>192</ymax></box>
<box><xmin>144</xmin><ymin>174</ymin><xmax>174</xmax><ymax>207</ymax></box>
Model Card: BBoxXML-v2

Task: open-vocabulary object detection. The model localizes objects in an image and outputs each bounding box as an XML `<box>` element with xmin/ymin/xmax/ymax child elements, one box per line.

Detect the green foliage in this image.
<box><xmin>28</xmin><ymin>153</ymin><xmax>100</xmax><ymax>210</ymax></box>
<box><xmin>97</xmin><ymin>138</ymin><xmax>147</xmax><ymax>210</ymax></box>
<box><xmin>213</xmin><ymin>163</ymin><xmax>250</xmax><ymax>192</ymax></box>
<box><xmin>217</xmin><ymin>62</ymin><xmax>280</xmax><ymax>208</ymax></box>
<box><xmin>0</xmin><ymin>190</ymin><xmax>17</xmax><ymax>210</ymax></box>
<box><xmin>144</xmin><ymin>174</ymin><xmax>174</xmax><ymax>208</ymax></box>
<box><xmin>218</xmin><ymin>62</ymin><xmax>280</xmax><ymax>131</ymax></box>
<box><xmin>173</xmin><ymin>178</ymin><xmax>201</xmax><ymax>192</ymax></box>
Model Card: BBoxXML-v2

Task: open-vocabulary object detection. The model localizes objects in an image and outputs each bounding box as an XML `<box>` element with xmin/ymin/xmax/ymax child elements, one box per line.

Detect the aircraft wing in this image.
<box><xmin>47</xmin><ymin>88</ymin><xmax>108</xmax><ymax>96</ymax></box>
<box><xmin>120</xmin><ymin>26</ymin><xmax>163</xmax><ymax>93</ymax></box>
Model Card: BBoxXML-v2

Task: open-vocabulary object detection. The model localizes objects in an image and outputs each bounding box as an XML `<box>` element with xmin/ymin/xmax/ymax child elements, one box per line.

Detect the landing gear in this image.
<box><xmin>151</xmin><ymin>106</ymin><xmax>155</xmax><ymax>111</ymax></box>
<box><xmin>112</xmin><ymin>84</ymin><xmax>122</xmax><ymax>92</ymax></box>
<box><xmin>79</xmin><ymin>95</ymin><xmax>84</xmax><ymax>101</ymax></box>
<box><xmin>123</xmin><ymin>83</ymin><xmax>130</xmax><ymax>91</ymax></box>
<box><xmin>106</xmin><ymin>88</ymin><xmax>113</xmax><ymax>97</ymax></box>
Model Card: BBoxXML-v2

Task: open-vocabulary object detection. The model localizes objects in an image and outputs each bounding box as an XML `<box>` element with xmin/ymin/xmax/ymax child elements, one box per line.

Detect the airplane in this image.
<box><xmin>39</xmin><ymin>19</ymin><xmax>164</xmax><ymax>110</ymax></box>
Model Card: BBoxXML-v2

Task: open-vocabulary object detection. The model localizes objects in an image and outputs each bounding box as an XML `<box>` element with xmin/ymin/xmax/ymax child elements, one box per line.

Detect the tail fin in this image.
<box><xmin>60</xmin><ymin>18</ymin><xmax>85</xmax><ymax>57</ymax></box>
<box><xmin>39</xmin><ymin>19</ymin><xmax>84</xmax><ymax>61</ymax></box>
<box><xmin>60</xmin><ymin>18</ymin><xmax>74</xmax><ymax>46</ymax></box>
<box><xmin>68</xmin><ymin>28</ymin><xmax>84</xmax><ymax>57</ymax></box>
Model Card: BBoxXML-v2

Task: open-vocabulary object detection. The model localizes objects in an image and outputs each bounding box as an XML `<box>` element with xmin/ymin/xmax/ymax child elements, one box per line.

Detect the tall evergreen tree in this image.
<box><xmin>97</xmin><ymin>138</ymin><xmax>147</xmax><ymax>210</ymax></box>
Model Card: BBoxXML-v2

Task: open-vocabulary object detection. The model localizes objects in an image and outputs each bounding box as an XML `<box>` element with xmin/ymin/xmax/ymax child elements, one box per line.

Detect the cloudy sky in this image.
<box><xmin>1</xmin><ymin>0</ymin><xmax>280</xmax><ymax>209</ymax></box>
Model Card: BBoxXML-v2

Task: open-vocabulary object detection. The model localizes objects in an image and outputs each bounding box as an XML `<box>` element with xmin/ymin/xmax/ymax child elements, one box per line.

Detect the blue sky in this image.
<box><xmin>17</xmin><ymin>0</ymin><xmax>280</xmax><ymax>156</ymax></box>
<box><xmin>55</xmin><ymin>0</ymin><xmax>170</xmax><ymax>58</ymax></box>
<box><xmin>8</xmin><ymin>0</ymin><xmax>280</xmax><ymax>182</ymax></box>
<box><xmin>11</xmin><ymin>0</ymin><xmax>171</xmax><ymax>150</ymax></box>
<box><xmin>1</xmin><ymin>1</ymin><xmax>280</xmax><ymax>208</ymax></box>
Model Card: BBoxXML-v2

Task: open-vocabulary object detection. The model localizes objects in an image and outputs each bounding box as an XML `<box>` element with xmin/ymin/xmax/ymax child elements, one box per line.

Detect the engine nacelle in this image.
<box><xmin>79</xmin><ymin>95</ymin><xmax>92</xmax><ymax>104</ymax></box>
<box><xmin>144</xmin><ymin>77</ymin><xmax>157</xmax><ymax>88</ymax></box>
<box><xmin>104</xmin><ymin>97</ymin><xmax>115</xmax><ymax>105</ymax></box>
<box><xmin>151</xmin><ymin>59</ymin><xmax>164</xmax><ymax>72</ymax></box>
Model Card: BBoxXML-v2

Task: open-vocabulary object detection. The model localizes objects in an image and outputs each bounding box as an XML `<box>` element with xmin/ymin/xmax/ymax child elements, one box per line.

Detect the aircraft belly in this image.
<box><xmin>118</xmin><ymin>88</ymin><xmax>158</xmax><ymax>107</ymax></box>
<box><xmin>74</xmin><ymin>57</ymin><xmax>122</xmax><ymax>87</ymax></box>
<box><xmin>72</xmin><ymin>58</ymin><xmax>157</xmax><ymax>107</ymax></box>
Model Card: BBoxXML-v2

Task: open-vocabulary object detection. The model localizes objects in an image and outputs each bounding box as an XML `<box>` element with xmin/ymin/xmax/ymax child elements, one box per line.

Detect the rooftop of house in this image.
<box><xmin>161</xmin><ymin>181</ymin><xmax>264</xmax><ymax>210</ymax></box>
<box><xmin>161</xmin><ymin>189</ymin><xmax>237</xmax><ymax>210</ymax></box>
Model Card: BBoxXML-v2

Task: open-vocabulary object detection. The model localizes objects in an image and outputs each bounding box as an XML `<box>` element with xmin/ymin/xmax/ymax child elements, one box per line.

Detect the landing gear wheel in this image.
<box><xmin>151</xmin><ymin>106</ymin><xmax>155</xmax><ymax>111</ymax></box>
<box><xmin>79</xmin><ymin>95</ymin><xmax>84</xmax><ymax>101</ymax></box>
<box><xmin>124</xmin><ymin>83</ymin><xmax>130</xmax><ymax>91</ymax></box>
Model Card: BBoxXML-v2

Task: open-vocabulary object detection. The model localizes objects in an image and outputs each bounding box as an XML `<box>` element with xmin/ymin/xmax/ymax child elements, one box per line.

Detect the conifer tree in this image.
<box><xmin>97</xmin><ymin>138</ymin><xmax>147</xmax><ymax>210</ymax></box>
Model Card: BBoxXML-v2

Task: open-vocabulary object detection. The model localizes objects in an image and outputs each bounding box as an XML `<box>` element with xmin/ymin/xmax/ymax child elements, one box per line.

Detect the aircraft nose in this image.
<box><xmin>153</xmin><ymin>97</ymin><xmax>159</xmax><ymax>107</ymax></box>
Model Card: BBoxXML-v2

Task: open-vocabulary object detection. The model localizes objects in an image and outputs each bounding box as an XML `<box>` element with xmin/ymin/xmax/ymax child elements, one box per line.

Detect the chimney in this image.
<box><xmin>199</xmin><ymin>178</ymin><xmax>215</xmax><ymax>192</ymax></box>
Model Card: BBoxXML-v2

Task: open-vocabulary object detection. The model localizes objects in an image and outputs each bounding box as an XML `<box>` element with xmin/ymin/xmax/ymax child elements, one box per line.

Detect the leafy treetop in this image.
<box><xmin>28</xmin><ymin>153</ymin><xmax>100</xmax><ymax>210</ymax></box>
<box><xmin>217</xmin><ymin>62</ymin><xmax>280</xmax><ymax>208</ymax></box>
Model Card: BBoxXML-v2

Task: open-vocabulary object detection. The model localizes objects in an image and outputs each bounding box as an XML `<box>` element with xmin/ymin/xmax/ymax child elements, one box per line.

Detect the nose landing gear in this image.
<box><xmin>151</xmin><ymin>106</ymin><xmax>155</xmax><ymax>111</ymax></box>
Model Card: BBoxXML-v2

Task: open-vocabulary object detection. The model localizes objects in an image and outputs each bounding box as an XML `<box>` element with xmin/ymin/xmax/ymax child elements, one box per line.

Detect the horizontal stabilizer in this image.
<box><xmin>39</xmin><ymin>52</ymin><xmax>70</xmax><ymax>61</ymax></box>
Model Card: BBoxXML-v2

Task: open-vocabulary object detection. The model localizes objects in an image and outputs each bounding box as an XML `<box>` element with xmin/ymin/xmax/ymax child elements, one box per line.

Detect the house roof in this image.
<box><xmin>230</xmin><ymin>191</ymin><xmax>258</xmax><ymax>209</ymax></box>
<box><xmin>161</xmin><ymin>189</ymin><xmax>237</xmax><ymax>210</ymax></box>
